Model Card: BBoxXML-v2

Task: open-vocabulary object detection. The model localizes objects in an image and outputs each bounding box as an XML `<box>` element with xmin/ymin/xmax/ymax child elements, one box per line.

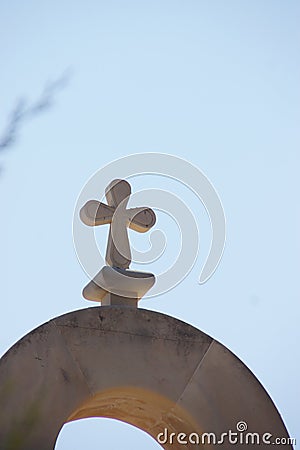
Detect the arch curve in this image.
<box><xmin>0</xmin><ymin>307</ymin><xmax>292</xmax><ymax>449</ymax></box>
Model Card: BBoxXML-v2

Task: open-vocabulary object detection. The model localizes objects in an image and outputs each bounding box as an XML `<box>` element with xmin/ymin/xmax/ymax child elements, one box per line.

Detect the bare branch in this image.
<box><xmin>0</xmin><ymin>99</ymin><xmax>26</xmax><ymax>150</ymax></box>
<box><xmin>0</xmin><ymin>68</ymin><xmax>72</xmax><ymax>153</ymax></box>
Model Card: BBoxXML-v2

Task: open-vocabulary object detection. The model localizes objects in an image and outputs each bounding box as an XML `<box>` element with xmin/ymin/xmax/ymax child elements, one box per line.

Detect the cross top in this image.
<box><xmin>80</xmin><ymin>179</ymin><xmax>156</xmax><ymax>269</ymax></box>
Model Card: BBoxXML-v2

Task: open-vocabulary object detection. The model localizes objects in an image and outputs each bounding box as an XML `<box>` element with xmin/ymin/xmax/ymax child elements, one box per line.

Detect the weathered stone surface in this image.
<box><xmin>0</xmin><ymin>307</ymin><xmax>292</xmax><ymax>449</ymax></box>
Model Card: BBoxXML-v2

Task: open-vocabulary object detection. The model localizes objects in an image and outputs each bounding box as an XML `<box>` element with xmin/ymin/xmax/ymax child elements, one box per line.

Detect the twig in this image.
<box><xmin>0</xmin><ymin>68</ymin><xmax>72</xmax><ymax>153</ymax></box>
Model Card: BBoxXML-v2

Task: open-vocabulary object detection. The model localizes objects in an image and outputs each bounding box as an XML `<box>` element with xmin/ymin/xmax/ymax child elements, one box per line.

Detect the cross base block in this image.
<box><xmin>82</xmin><ymin>266</ymin><xmax>155</xmax><ymax>307</ymax></box>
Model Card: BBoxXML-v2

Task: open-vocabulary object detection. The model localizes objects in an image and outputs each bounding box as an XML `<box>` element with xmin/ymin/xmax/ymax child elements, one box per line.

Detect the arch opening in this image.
<box><xmin>60</xmin><ymin>386</ymin><xmax>200</xmax><ymax>449</ymax></box>
<box><xmin>55</xmin><ymin>417</ymin><xmax>161</xmax><ymax>450</ymax></box>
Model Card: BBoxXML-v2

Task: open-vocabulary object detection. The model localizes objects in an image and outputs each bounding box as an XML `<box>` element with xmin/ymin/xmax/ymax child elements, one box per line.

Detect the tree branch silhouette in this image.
<box><xmin>0</xmin><ymin>69</ymin><xmax>72</xmax><ymax>158</ymax></box>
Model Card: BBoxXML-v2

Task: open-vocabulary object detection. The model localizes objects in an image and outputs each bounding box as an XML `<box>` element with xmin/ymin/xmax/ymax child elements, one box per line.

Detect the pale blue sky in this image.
<box><xmin>0</xmin><ymin>1</ymin><xmax>299</xmax><ymax>448</ymax></box>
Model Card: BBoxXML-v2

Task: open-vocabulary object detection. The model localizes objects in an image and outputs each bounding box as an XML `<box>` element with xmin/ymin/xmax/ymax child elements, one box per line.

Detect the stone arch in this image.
<box><xmin>0</xmin><ymin>307</ymin><xmax>292</xmax><ymax>449</ymax></box>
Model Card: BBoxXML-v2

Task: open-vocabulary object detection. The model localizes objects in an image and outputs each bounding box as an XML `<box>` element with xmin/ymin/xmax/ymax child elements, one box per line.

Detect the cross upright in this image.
<box><xmin>80</xmin><ymin>179</ymin><xmax>156</xmax><ymax>269</ymax></box>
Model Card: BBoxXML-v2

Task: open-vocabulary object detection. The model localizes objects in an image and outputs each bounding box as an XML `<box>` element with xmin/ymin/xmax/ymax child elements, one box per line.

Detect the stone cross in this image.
<box><xmin>80</xmin><ymin>179</ymin><xmax>156</xmax><ymax>269</ymax></box>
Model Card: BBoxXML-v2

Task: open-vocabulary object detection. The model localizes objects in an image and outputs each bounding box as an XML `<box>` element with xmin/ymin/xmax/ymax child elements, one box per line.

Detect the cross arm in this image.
<box><xmin>127</xmin><ymin>207</ymin><xmax>156</xmax><ymax>233</ymax></box>
<box><xmin>80</xmin><ymin>200</ymin><xmax>114</xmax><ymax>227</ymax></box>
